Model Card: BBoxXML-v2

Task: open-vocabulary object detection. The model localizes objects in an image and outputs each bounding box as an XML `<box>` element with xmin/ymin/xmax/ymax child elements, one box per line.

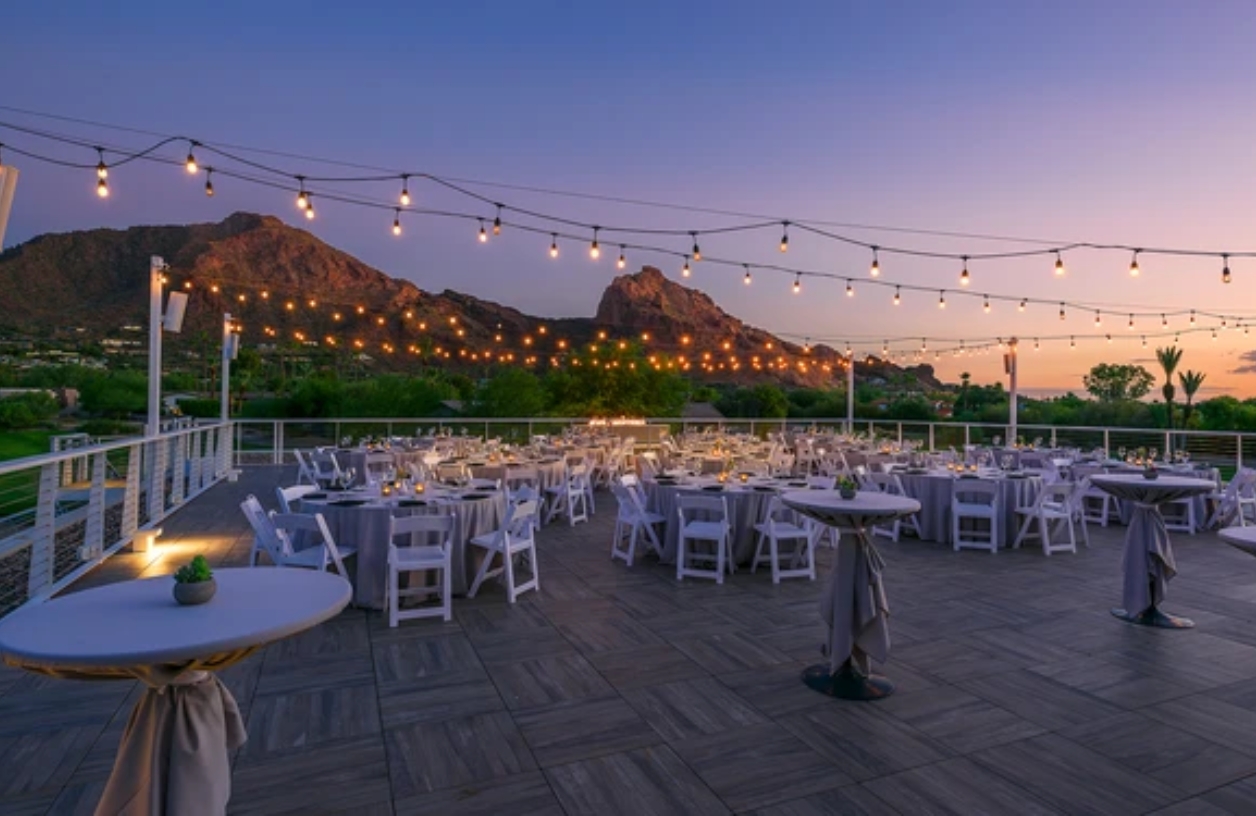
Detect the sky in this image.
<box><xmin>2</xmin><ymin>0</ymin><xmax>1255</xmax><ymax>396</ymax></box>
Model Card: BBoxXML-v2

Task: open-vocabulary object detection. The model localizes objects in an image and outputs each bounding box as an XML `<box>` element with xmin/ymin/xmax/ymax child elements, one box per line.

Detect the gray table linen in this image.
<box><xmin>896</xmin><ymin>473</ymin><xmax>1042</xmax><ymax>547</ymax></box>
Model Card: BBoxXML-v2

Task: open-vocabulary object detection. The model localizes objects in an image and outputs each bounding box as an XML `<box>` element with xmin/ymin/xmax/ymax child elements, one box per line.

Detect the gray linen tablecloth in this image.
<box><xmin>301</xmin><ymin>492</ymin><xmax>507</xmax><ymax>605</ymax></box>
<box><xmin>646</xmin><ymin>481</ymin><xmax>788</xmax><ymax>564</ymax></box>
<box><xmin>469</xmin><ymin>459</ymin><xmax>566</xmax><ymax>492</ymax></box>
<box><xmin>895</xmin><ymin>472</ymin><xmax>1042</xmax><ymax>547</ymax></box>
<box><xmin>1090</xmin><ymin>475</ymin><xmax>1215</xmax><ymax>615</ymax></box>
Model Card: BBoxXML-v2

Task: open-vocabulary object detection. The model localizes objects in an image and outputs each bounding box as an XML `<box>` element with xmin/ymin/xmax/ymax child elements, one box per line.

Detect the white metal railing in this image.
<box><xmin>231</xmin><ymin>417</ymin><xmax>1253</xmax><ymax>475</ymax></box>
<box><xmin>0</xmin><ymin>422</ymin><xmax>233</xmax><ymax>616</ymax></box>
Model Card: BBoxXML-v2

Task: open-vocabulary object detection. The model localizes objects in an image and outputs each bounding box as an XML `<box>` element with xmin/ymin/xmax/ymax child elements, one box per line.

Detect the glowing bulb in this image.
<box><xmin>617</xmin><ymin>246</ymin><xmax>626</xmax><ymax>269</ymax></box>
<box><xmin>1070</xmin><ymin>336</ymin><xmax>1076</xmax><ymax>349</ymax></box>
<box><xmin>779</xmin><ymin>222</ymin><xmax>789</xmax><ymax>253</ymax></box>
<box><xmin>1034</xmin><ymin>338</ymin><xmax>1040</xmax><ymax>351</ymax></box>
<box><xmin>590</xmin><ymin>241</ymin><xmax>600</xmax><ymax>260</ymax></box>
<box><xmin>1223</xmin><ymin>255</ymin><xmax>1232</xmax><ymax>284</ymax></box>
<box><xmin>691</xmin><ymin>233</ymin><xmax>701</xmax><ymax>262</ymax></box>
<box><xmin>392</xmin><ymin>211</ymin><xmax>402</xmax><ymax>236</ymax></box>
<box><xmin>549</xmin><ymin>234</ymin><xmax>559</xmax><ymax>258</ymax></box>
<box><xmin>400</xmin><ymin>182</ymin><xmax>410</xmax><ymax>206</ymax></box>
<box><xmin>1106</xmin><ymin>334</ymin><xmax>1112</xmax><ymax>343</ymax></box>
<box><xmin>96</xmin><ymin>177</ymin><xmax>109</xmax><ymax>198</ymax></box>
<box><xmin>95</xmin><ymin>157</ymin><xmax>108</xmax><ymax>180</ymax></box>
<box><xmin>1059</xmin><ymin>303</ymin><xmax>1066</xmax><ymax>320</ymax></box>
<box><xmin>1128</xmin><ymin>314</ymin><xmax>1134</xmax><ymax>330</ymax></box>
<box><xmin>1018</xmin><ymin>299</ymin><xmax>1026</xmax><ymax>312</ymax></box>
<box><xmin>1094</xmin><ymin>311</ymin><xmax>1102</xmax><ymax>327</ymax></box>
<box><xmin>1129</xmin><ymin>250</ymin><xmax>1140</xmax><ymax>276</ymax></box>
<box><xmin>478</xmin><ymin>221</ymin><xmax>488</xmax><ymax>243</ymax></box>
<box><xmin>1054</xmin><ymin>252</ymin><xmax>1065</xmax><ymax>276</ymax></box>
<box><xmin>1162</xmin><ymin>314</ymin><xmax>1168</xmax><ymax>327</ymax></box>
<box><xmin>185</xmin><ymin>144</ymin><xmax>198</xmax><ymax>174</ymax></box>
<box><xmin>793</xmin><ymin>274</ymin><xmax>801</xmax><ymax>294</ymax></box>
<box><xmin>893</xmin><ymin>287</ymin><xmax>901</xmax><ymax>305</ymax></box>
<box><xmin>682</xmin><ymin>256</ymin><xmax>691</xmax><ymax>277</ymax></box>
<box><xmin>1190</xmin><ymin>309</ymin><xmax>1196</xmax><ymax>325</ymax></box>
<box><xmin>305</xmin><ymin>199</ymin><xmax>315</xmax><ymax>220</ymax></box>
<box><xmin>493</xmin><ymin>206</ymin><xmax>503</xmax><ymax>236</ymax></box>
<box><xmin>960</xmin><ymin>257</ymin><xmax>970</xmax><ymax>286</ymax></box>
<box><xmin>846</xmin><ymin>280</ymin><xmax>854</xmax><ymax>297</ymax></box>
<box><xmin>743</xmin><ymin>265</ymin><xmax>752</xmax><ymax>285</ymax></box>
<box><xmin>296</xmin><ymin>183</ymin><xmax>308</xmax><ymax>210</ymax></box>
<box><xmin>204</xmin><ymin>169</ymin><xmax>214</xmax><ymax>197</ymax></box>
<box><xmin>983</xmin><ymin>297</ymin><xmax>991</xmax><ymax>314</ymax></box>
<box><xmin>870</xmin><ymin>248</ymin><xmax>880</xmax><ymax>277</ymax></box>
<box><xmin>938</xmin><ymin>290</ymin><xmax>946</xmax><ymax>309</ymax></box>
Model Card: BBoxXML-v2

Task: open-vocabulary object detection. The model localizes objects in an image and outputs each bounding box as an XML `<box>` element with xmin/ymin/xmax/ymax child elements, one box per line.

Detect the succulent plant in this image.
<box><xmin>173</xmin><ymin>555</ymin><xmax>213</xmax><ymax>584</ymax></box>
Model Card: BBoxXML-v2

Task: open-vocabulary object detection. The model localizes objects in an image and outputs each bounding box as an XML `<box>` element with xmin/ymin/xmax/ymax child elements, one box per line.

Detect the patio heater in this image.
<box><xmin>221</xmin><ymin>313</ymin><xmax>242</xmax><ymax>421</ymax></box>
<box><xmin>147</xmin><ymin>257</ymin><xmax>188</xmax><ymax>437</ymax></box>
<box><xmin>0</xmin><ymin>163</ymin><xmax>17</xmax><ymax>250</ymax></box>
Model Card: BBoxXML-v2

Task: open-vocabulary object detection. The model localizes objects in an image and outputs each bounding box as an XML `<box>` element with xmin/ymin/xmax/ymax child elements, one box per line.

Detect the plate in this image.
<box><xmin>331</xmin><ymin>499</ymin><xmax>368</xmax><ymax>507</ymax></box>
<box><xmin>461</xmin><ymin>493</ymin><xmax>492</xmax><ymax>501</ymax></box>
<box><xmin>398</xmin><ymin>500</ymin><xmax>428</xmax><ymax>507</ymax></box>
<box><xmin>305</xmin><ymin>493</ymin><xmax>328</xmax><ymax>500</ymax></box>
<box><xmin>753</xmin><ymin>485</ymin><xmax>777</xmax><ymax>492</ymax></box>
<box><xmin>787</xmin><ymin>482</ymin><xmax>807</xmax><ymax>488</ymax></box>
<box><xmin>701</xmin><ymin>485</ymin><xmax>725</xmax><ymax>492</ymax></box>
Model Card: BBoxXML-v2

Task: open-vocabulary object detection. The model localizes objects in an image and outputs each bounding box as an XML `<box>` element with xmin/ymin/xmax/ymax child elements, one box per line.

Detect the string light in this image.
<box><xmin>893</xmin><ymin>286</ymin><xmax>901</xmax><ymax>306</ymax></box>
<box><xmin>590</xmin><ymin>227</ymin><xmax>600</xmax><ymax>260</ymax></box>
<box><xmin>392</xmin><ymin>209</ymin><xmax>402</xmax><ymax>236</ymax></box>
<box><xmin>743</xmin><ymin>265</ymin><xmax>752</xmax><ymax>285</ymax></box>
<box><xmin>95</xmin><ymin>147</ymin><xmax>109</xmax><ymax>198</ymax></box>
<box><xmin>846</xmin><ymin>279</ymin><xmax>854</xmax><ymax>297</ymax></box>
<box><xmin>779</xmin><ymin>222</ymin><xmax>789</xmax><ymax>252</ymax></box>
<box><xmin>1070</xmin><ymin>336</ymin><xmax>1076</xmax><ymax>349</ymax></box>
<box><xmin>938</xmin><ymin>290</ymin><xmax>946</xmax><ymax>309</ymax></box>
<box><xmin>1129</xmin><ymin>250</ymin><xmax>1141</xmax><ymax>277</ymax></box>
<box><xmin>870</xmin><ymin>247</ymin><xmax>880</xmax><ymax>277</ymax></box>
<box><xmin>184</xmin><ymin>141</ymin><xmax>198</xmax><ymax>174</ymax></box>
<box><xmin>1212</xmin><ymin>328</ymin><xmax>1218</xmax><ymax>341</ymax></box>
<box><xmin>960</xmin><ymin>256</ymin><xmax>970</xmax><ymax>287</ymax></box>
<box><xmin>682</xmin><ymin>255</ymin><xmax>691</xmax><ymax>277</ymax></box>
<box><xmin>399</xmin><ymin>175</ymin><xmax>411</xmax><ymax>207</ymax></box>
<box><xmin>792</xmin><ymin>274</ymin><xmax>801</xmax><ymax>294</ymax></box>
<box><xmin>1223</xmin><ymin>254</ymin><xmax>1232</xmax><ymax>284</ymax></box>
<box><xmin>1094</xmin><ymin>310</ymin><xmax>1102</xmax><ymax>327</ymax></box>
<box><xmin>1054</xmin><ymin>251</ymin><xmax>1065</xmax><ymax>276</ymax></box>
<box><xmin>304</xmin><ymin>194</ymin><xmax>314</xmax><ymax>220</ymax></box>
<box><xmin>549</xmin><ymin>234</ymin><xmax>559</xmax><ymax>258</ymax></box>
<box><xmin>690</xmin><ymin>231</ymin><xmax>701</xmax><ymax>262</ymax></box>
<box><xmin>295</xmin><ymin>176</ymin><xmax>308</xmax><ymax>210</ymax></box>
<box><xmin>617</xmin><ymin>246</ymin><xmax>626</xmax><ymax>270</ymax></box>
<box><xmin>983</xmin><ymin>296</ymin><xmax>991</xmax><ymax>314</ymax></box>
<box><xmin>1018</xmin><ymin>298</ymin><xmax>1026</xmax><ymax>312</ymax></box>
<box><xmin>1190</xmin><ymin>309</ymin><xmax>1196</xmax><ymax>325</ymax></box>
<box><xmin>204</xmin><ymin>167</ymin><xmax>214</xmax><ymax>197</ymax></box>
<box><xmin>1106</xmin><ymin>333</ymin><xmax>1113</xmax><ymax>343</ymax></box>
<box><xmin>1142</xmin><ymin>335</ymin><xmax>1147</xmax><ymax>347</ymax></box>
<box><xmin>1162</xmin><ymin>313</ymin><xmax>1168</xmax><ymax>327</ymax></box>
<box><xmin>478</xmin><ymin>220</ymin><xmax>488</xmax><ymax>243</ymax></box>
<box><xmin>1034</xmin><ymin>338</ymin><xmax>1040</xmax><ymax>351</ymax></box>
<box><xmin>1059</xmin><ymin>303</ymin><xmax>1065</xmax><ymax>320</ymax></box>
<box><xmin>493</xmin><ymin>204</ymin><xmax>503</xmax><ymax>236</ymax></box>
<box><xmin>1128</xmin><ymin>314</ymin><xmax>1134</xmax><ymax>330</ymax></box>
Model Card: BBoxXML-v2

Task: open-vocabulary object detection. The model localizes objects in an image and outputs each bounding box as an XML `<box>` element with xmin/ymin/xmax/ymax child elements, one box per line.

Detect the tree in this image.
<box><xmin>472</xmin><ymin>368</ymin><xmax>546</xmax><ymax>417</ymax></box>
<box><xmin>1082</xmin><ymin>363</ymin><xmax>1154</xmax><ymax>402</ymax></box>
<box><xmin>1156</xmin><ymin>346</ymin><xmax>1183</xmax><ymax>431</ymax></box>
<box><xmin>1178</xmin><ymin>369</ymin><xmax>1206</xmax><ymax>429</ymax></box>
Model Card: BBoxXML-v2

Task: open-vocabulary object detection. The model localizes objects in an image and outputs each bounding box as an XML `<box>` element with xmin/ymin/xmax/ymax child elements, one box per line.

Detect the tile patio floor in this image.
<box><xmin>5</xmin><ymin>467</ymin><xmax>1256</xmax><ymax>814</ymax></box>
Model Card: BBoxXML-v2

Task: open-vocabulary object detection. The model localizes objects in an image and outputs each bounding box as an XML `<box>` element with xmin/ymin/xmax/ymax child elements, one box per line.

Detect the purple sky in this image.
<box><xmin>3</xmin><ymin>0</ymin><xmax>1255</xmax><ymax>395</ymax></box>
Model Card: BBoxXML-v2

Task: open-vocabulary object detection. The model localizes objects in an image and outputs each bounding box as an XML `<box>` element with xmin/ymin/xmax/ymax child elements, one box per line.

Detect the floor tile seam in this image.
<box><xmin>960</xmin><ymin>738</ymin><xmax>1132</xmax><ymax>814</ymax></box>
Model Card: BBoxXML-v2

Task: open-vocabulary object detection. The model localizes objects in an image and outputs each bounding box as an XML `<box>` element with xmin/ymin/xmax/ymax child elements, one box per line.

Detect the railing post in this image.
<box><xmin>929</xmin><ymin>423</ymin><xmax>936</xmax><ymax>452</ymax></box>
<box><xmin>1103</xmin><ymin>428</ymin><xmax>1110</xmax><ymax>454</ymax></box>
<box><xmin>1237</xmin><ymin>433</ymin><xmax>1244</xmax><ymax>471</ymax></box>
<box><xmin>170</xmin><ymin>431</ymin><xmax>187</xmax><ymax>505</ymax></box>
<box><xmin>1165</xmin><ymin>430</ymin><xmax>1172</xmax><ymax>458</ymax></box>
<box><xmin>120</xmin><ymin>443</ymin><xmax>140</xmax><ymax>544</ymax></box>
<box><xmin>964</xmin><ymin>424</ymin><xmax>970</xmax><ymax>447</ymax></box>
<box><xmin>147</xmin><ymin>438</ymin><xmax>167</xmax><ymax>523</ymax></box>
<box><xmin>1051</xmin><ymin>427</ymin><xmax>1057</xmax><ymax>447</ymax></box>
<box><xmin>274</xmin><ymin>421</ymin><xmax>284</xmax><ymax>465</ymax></box>
<box><xmin>82</xmin><ymin>452</ymin><xmax>107</xmax><ymax>561</ymax></box>
<box><xmin>27</xmin><ymin>463</ymin><xmax>58</xmax><ymax>600</ymax></box>
<box><xmin>897</xmin><ymin>422</ymin><xmax>903</xmax><ymax>445</ymax></box>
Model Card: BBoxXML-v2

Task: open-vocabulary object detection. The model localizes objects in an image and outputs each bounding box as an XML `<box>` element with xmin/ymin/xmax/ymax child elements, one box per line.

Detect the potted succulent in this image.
<box><xmin>1142</xmin><ymin>449</ymin><xmax>1160</xmax><ymax>480</ymax></box>
<box><xmin>837</xmin><ymin>476</ymin><xmax>858</xmax><ymax>500</ymax></box>
<box><xmin>173</xmin><ymin>555</ymin><xmax>216</xmax><ymax>605</ymax></box>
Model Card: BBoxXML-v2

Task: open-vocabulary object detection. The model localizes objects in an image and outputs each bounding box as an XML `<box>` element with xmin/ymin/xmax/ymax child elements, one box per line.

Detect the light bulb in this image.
<box><xmin>204</xmin><ymin>169</ymin><xmax>214</xmax><ymax>197</ymax></box>
<box><xmin>691</xmin><ymin>233</ymin><xmax>701</xmax><ymax>262</ymax></box>
<box><xmin>550</xmin><ymin>235</ymin><xmax>559</xmax><ymax>258</ymax></box>
<box><xmin>96</xmin><ymin>177</ymin><xmax>109</xmax><ymax>198</ymax></box>
<box><xmin>938</xmin><ymin>291</ymin><xmax>946</xmax><ymax>309</ymax></box>
<box><xmin>983</xmin><ymin>297</ymin><xmax>991</xmax><ymax>314</ymax></box>
<box><xmin>960</xmin><ymin>257</ymin><xmax>970</xmax><ymax>286</ymax></box>
<box><xmin>1018</xmin><ymin>299</ymin><xmax>1026</xmax><ymax>312</ymax></box>
<box><xmin>590</xmin><ymin>240</ymin><xmax>600</xmax><ymax>260</ymax></box>
<box><xmin>1128</xmin><ymin>314</ymin><xmax>1134</xmax><ymax>330</ymax></box>
<box><xmin>96</xmin><ymin>161</ymin><xmax>108</xmax><ymax>180</ymax></box>
<box><xmin>792</xmin><ymin>274</ymin><xmax>801</xmax><ymax>294</ymax></box>
<box><xmin>478</xmin><ymin>222</ymin><xmax>488</xmax><ymax>243</ymax></box>
<box><xmin>845</xmin><ymin>280</ymin><xmax>854</xmax><ymax>297</ymax></box>
<box><xmin>1059</xmin><ymin>303</ymin><xmax>1066</xmax><ymax>320</ymax></box>
<box><xmin>1142</xmin><ymin>336</ymin><xmax>1147</xmax><ymax>347</ymax></box>
<box><xmin>304</xmin><ymin>200</ymin><xmax>315</xmax><ymax>220</ymax></box>
<box><xmin>1070</xmin><ymin>336</ymin><xmax>1076</xmax><ymax>349</ymax></box>
<box><xmin>1223</xmin><ymin>255</ymin><xmax>1232</xmax><ymax>284</ymax></box>
<box><xmin>399</xmin><ymin>176</ymin><xmax>411</xmax><ymax>207</ymax></box>
<box><xmin>1034</xmin><ymin>338</ymin><xmax>1040</xmax><ymax>351</ymax></box>
<box><xmin>682</xmin><ymin>256</ymin><xmax>691</xmax><ymax>277</ymax></box>
<box><xmin>1190</xmin><ymin>310</ymin><xmax>1196</xmax><ymax>325</ymax></box>
<box><xmin>392</xmin><ymin>211</ymin><xmax>402</xmax><ymax>236</ymax></box>
<box><xmin>185</xmin><ymin>144</ymin><xmax>198</xmax><ymax>174</ymax></box>
<box><xmin>743</xmin><ymin>265</ymin><xmax>752</xmax><ymax>285</ymax></box>
<box><xmin>1054</xmin><ymin>252</ymin><xmax>1065</xmax><ymax>276</ymax></box>
<box><xmin>1129</xmin><ymin>250</ymin><xmax>1140</xmax><ymax>276</ymax></box>
<box><xmin>779</xmin><ymin>222</ymin><xmax>789</xmax><ymax>253</ymax></box>
<box><xmin>617</xmin><ymin>247</ymin><xmax>626</xmax><ymax>269</ymax></box>
<box><xmin>893</xmin><ymin>287</ymin><xmax>901</xmax><ymax>305</ymax></box>
<box><xmin>870</xmin><ymin>248</ymin><xmax>880</xmax><ymax>277</ymax></box>
<box><xmin>1094</xmin><ymin>311</ymin><xmax>1102</xmax><ymax>327</ymax></box>
<box><xmin>296</xmin><ymin>189</ymin><xmax>308</xmax><ymax>210</ymax></box>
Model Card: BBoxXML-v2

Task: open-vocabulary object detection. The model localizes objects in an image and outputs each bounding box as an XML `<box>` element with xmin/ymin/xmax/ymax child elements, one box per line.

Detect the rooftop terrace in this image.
<box><xmin>6</xmin><ymin>466</ymin><xmax>1256</xmax><ymax>814</ymax></box>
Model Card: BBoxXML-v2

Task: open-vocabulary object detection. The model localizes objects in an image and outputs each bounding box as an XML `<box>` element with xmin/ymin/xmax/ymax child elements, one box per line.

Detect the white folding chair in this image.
<box><xmin>864</xmin><ymin>472</ymin><xmax>921</xmax><ymax>542</ymax></box>
<box><xmin>751</xmin><ymin>496</ymin><xmax>815</xmax><ymax>583</ymax></box>
<box><xmin>275</xmin><ymin>484</ymin><xmax>320</xmax><ymax>514</ymax></box>
<box><xmin>951</xmin><ymin>479</ymin><xmax>1000</xmax><ymax>553</ymax></box>
<box><xmin>467</xmin><ymin>500</ymin><xmax>541</xmax><ymax>603</ymax></box>
<box><xmin>610</xmin><ymin>482</ymin><xmax>666</xmax><ymax>566</ymax></box>
<box><xmin>544</xmin><ymin>464</ymin><xmax>590</xmax><ymax>526</ymax></box>
<box><xmin>1075</xmin><ymin>465</ymin><xmax>1119</xmax><ymax>527</ymax></box>
<box><xmin>386</xmin><ymin>513</ymin><xmax>454</xmax><ymax>626</ymax></box>
<box><xmin>1012</xmin><ymin>482</ymin><xmax>1080</xmax><ymax>556</ymax></box>
<box><xmin>242</xmin><ymin>494</ymin><xmax>356</xmax><ymax>579</ymax></box>
<box><xmin>675</xmin><ymin>494</ymin><xmax>733</xmax><ymax>584</ymax></box>
<box><xmin>293</xmin><ymin>449</ymin><xmax>320</xmax><ymax>486</ymax></box>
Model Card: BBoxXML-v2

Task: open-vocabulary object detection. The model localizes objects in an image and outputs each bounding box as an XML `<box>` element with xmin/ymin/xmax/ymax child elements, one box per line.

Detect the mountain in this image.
<box><xmin>0</xmin><ymin>212</ymin><xmax>942</xmax><ymax>390</ymax></box>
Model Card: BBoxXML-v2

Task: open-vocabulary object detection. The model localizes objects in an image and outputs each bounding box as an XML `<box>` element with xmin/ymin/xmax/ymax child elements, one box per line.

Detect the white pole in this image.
<box><xmin>846</xmin><ymin>353</ymin><xmax>855</xmax><ymax>435</ymax></box>
<box><xmin>220</xmin><ymin>313</ymin><xmax>232</xmax><ymax>422</ymax></box>
<box><xmin>0</xmin><ymin>165</ymin><xmax>18</xmax><ymax>250</ymax></box>
<box><xmin>1007</xmin><ymin>337</ymin><xmax>1019</xmax><ymax>444</ymax></box>
<box><xmin>146</xmin><ymin>256</ymin><xmax>166</xmax><ymax>438</ymax></box>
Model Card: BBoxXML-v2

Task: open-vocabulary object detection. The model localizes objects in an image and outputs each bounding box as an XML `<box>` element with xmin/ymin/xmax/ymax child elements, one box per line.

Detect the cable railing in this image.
<box><xmin>0</xmin><ymin>422</ymin><xmax>234</xmax><ymax>617</ymax></box>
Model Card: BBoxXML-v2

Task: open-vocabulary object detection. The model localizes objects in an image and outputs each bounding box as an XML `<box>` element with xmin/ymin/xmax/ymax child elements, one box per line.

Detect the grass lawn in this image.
<box><xmin>0</xmin><ymin>429</ymin><xmax>55</xmax><ymax>463</ymax></box>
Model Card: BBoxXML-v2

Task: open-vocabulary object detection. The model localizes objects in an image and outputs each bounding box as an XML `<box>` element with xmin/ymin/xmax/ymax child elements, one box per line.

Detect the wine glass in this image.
<box><xmin>1117</xmin><ymin>446</ymin><xmax>1127</xmax><ymax>461</ymax></box>
<box><xmin>1148</xmin><ymin>447</ymin><xmax>1158</xmax><ymax>463</ymax></box>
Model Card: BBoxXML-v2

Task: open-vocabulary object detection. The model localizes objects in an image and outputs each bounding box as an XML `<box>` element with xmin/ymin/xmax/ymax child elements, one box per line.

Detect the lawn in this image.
<box><xmin>0</xmin><ymin>429</ymin><xmax>55</xmax><ymax>463</ymax></box>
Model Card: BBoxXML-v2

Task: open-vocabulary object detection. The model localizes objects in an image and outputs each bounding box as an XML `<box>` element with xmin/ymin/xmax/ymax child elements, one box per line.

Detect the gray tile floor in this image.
<box><xmin>4</xmin><ymin>466</ymin><xmax>1256</xmax><ymax>814</ymax></box>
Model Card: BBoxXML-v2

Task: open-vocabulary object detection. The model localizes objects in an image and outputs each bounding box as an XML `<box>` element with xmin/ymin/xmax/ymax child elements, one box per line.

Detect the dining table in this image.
<box><xmin>300</xmin><ymin>486</ymin><xmax>507</xmax><ymax>605</ymax></box>
<box><xmin>1090</xmin><ymin>473</ymin><xmax>1216</xmax><ymax>628</ymax></box>
<box><xmin>894</xmin><ymin>469</ymin><xmax>1043</xmax><ymax>547</ymax></box>
<box><xmin>0</xmin><ymin>568</ymin><xmax>350</xmax><ymax>815</ymax></box>
<box><xmin>780</xmin><ymin>489</ymin><xmax>921</xmax><ymax>701</ymax></box>
<box><xmin>467</xmin><ymin>458</ymin><xmax>567</xmax><ymax>492</ymax></box>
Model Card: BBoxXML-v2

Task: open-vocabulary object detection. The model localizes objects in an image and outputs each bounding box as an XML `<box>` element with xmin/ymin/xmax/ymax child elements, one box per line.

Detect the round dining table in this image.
<box><xmin>1218</xmin><ymin>525</ymin><xmax>1256</xmax><ymax>558</ymax></box>
<box><xmin>780</xmin><ymin>489</ymin><xmax>921</xmax><ymax>701</ymax></box>
<box><xmin>0</xmin><ymin>568</ymin><xmax>350</xmax><ymax>816</ymax></box>
<box><xmin>646</xmin><ymin>476</ymin><xmax>808</xmax><ymax>564</ymax></box>
<box><xmin>895</xmin><ymin>470</ymin><xmax>1042</xmax><ymax>547</ymax></box>
<box><xmin>301</xmin><ymin>488</ymin><xmax>507</xmax><ymax>606</ymax></box>
<box><xmin>1090</xmin><ymin>473</ymin><xmax>1216</xmax><ymax>628</ymax></box>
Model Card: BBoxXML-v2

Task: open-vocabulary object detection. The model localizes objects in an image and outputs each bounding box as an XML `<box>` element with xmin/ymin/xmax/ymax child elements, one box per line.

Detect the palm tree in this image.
<box><xmin>1179</xmin><ymin>370</ymin><xmax>1206</xmax><ymax>430</ymax></box>
<box><xmin>1156</xmin><ymin>346</ymin><xmax>1183</xmax><ymax>435</ymax></box>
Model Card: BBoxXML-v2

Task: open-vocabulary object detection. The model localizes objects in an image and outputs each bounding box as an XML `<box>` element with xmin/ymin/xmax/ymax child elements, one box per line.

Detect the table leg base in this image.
<box><xmin>1110</xmin><ymin>607</ymin><xmax>1195</xmax><ymax>629</ymax></box>
<box><xmin>802</xmin><ymin>663</ymin><xmax>895</xmax><ymax>701</ymax></box>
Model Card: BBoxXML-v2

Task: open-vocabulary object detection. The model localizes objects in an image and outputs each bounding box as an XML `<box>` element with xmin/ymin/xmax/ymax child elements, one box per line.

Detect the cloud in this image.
<box><xmin>1230</xmin><ymin>350</ymin><xmax>1256</xmax><ymax>375</ymax></box>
